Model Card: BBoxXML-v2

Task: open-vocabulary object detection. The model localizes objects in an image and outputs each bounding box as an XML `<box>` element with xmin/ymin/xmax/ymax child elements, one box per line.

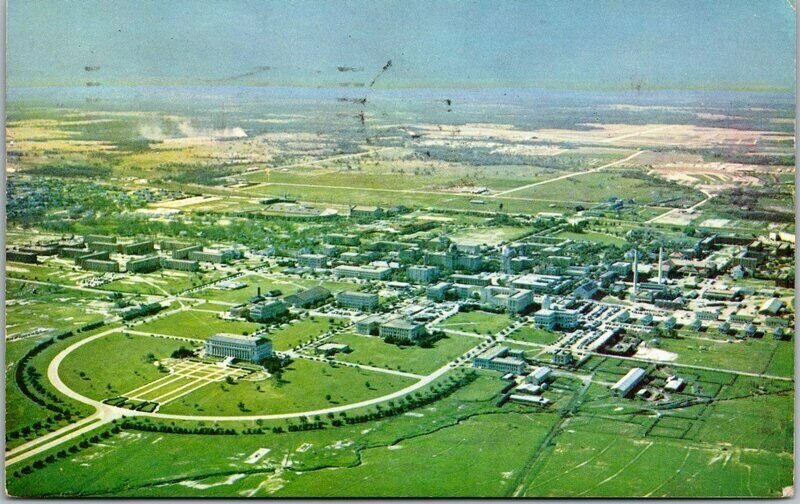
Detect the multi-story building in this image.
<box><xmin>6</xmin><ymin>250</ymin><xmax>38</xmax><ymax>264</ymax></box>
<box><xmin>450</xmin><ymin>274</ymin><xmax>491</xmax><ymax>287</ymax></box>
<box><xmin>481</xmin><ymin>286</ymin><xmax>532</xmax><ymax>313</ymax></box>
<box><xmin>336</xmin><ymin>291</ymin><xmax>379</xmax><ymax>311</ymax></box>
<box><xmin>172</xmin><ymin>244</ymin><xmax>202</xmax><ymax>259</ymax></box>
<box><xmin>249</xmin><ymin>300</ymin><xmax>287</xmax><ymax>322</ymax></box>
<box><xmin>512</xmin><ymin>274</ymin><xmax>568</xmax><ymax>294</ymax></box>
<box><xmin>188</xmin><ymin>248</ymin><xmax>234</xmax><ymax>264</ymax></box>
<box><xmin>297</xmin><ymin>253</ymin><xmax>326</xmax><ymax>269</ymax></box>
<box><xmin>126</xmin><ymin>255</ymin><xmax>161</xmax><ymax>274</ymax></box>
<box><xmin>160</xmin><ymin>258</ymin><xmax>200</xmax><ymax>272</ymax></box>
<box><xmin>284</xmin><ymin>286</ymin><xmax>331</xmax><ymax>308</ymax></box>
<box><xmin>426</xmin><ymin>282</ymin><xmax>452</xmax><ymax>301</ymax></box>
<box><xmin>533</xmin><ymin>308</ymin><xmax>580</xmax><ymax>330</ymax></box>
<box><xmin>333</xmin><ymin>265</ymin><xmax>392</xmax><ymax>280</ymax></box>
<box><xmin>472</xmin><ymin>346</ymin><xmax>527</xmax><ymax>374</ymax></box>
<box><xmin>122</xmin><ymin>240</ymin><xmax>155</xmax><ymax>255</ymax></box>
<box><xmin>83</xmin><ymin>259</ymin><xmax>120</xmax><ymax>273</ymax></box>
<box><xmin>204</xmin><ymin>333</ymin><xmax>273</xmax><ymax>362</ymax></box>
<box><xmin>407</xmin><ymin>265</ymin><xmax>439</xmax><ymax>284</ymax></box>
<box><xmin>378</xmin><ymin>317</ymin><xmax>426</xmax><ymax>342</ymax></box>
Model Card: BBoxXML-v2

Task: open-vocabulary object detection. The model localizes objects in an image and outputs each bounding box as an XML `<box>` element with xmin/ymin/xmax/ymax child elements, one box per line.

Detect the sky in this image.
<box><xmin>7</xmin><ymin>0</ymin><xmax>797</xmax><ymax>90</ymax></box>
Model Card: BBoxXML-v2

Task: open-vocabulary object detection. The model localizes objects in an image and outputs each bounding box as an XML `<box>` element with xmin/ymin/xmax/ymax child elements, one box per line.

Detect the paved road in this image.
<box><xmin>493</xmin><ymin>151</ymin><xmax>645</xmax><ymax>197</ymax></box>
<box><xmin>646</xmin><ymin>191</ymin><xmax>715</xmax><ymax>224</ymax></box>
<box><xmin>43</xmin><ymin>327</ymin><xmax>484</xmax><ymax>425</ymax></box>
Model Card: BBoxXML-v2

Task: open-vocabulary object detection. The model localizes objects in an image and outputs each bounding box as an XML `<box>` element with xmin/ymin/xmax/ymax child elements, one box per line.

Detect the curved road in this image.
<box><xmin>46</xmin><ymin>327</ymin><xmax>477</xmax><ymax>422</ymax></box>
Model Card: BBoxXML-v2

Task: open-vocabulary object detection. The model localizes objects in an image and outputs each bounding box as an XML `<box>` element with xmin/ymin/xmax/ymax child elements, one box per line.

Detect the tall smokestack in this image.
<box><xmin>633</xmin><ymin>250</ymin><xmax>639</xmax><ymax>295</ymax></box>
<box><xmin>658</xmin><ymin>247</ymin><xmax>663</xmax><ymax>285</ymax></box>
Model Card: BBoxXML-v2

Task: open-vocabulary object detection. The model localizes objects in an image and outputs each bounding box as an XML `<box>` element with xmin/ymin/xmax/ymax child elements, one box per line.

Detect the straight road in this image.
<box><xmin>493</xmin><ymin>151</ymin><xmax>645</xmax><ymax>197</ymax></box>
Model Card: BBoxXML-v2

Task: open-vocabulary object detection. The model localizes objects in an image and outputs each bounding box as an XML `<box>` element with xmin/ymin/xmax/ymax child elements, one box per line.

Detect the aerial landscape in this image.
<box><xmin>4</xmin><ymin>0</ymin><xmax>796</xmax><ymax>498</ymax></box>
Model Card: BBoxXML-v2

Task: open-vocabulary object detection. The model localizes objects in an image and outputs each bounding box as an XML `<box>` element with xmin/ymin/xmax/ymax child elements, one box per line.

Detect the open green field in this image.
<box><xmin>435</xmin><ymin>310</ymin><xmax>513</xmax><ymax>335</ymax></box>
<box><xmin>101</xmin><ymin>269</ymin><xmax>230</xmax><ymax>296</ymax></box>
<box><xmin>325</xmin><ymin>332</ymin><xmax>478</xmax><ymax>375</ymax></box>
<box><xmin>507</xmin><ymin>325</ymin><xmax>561</xmax><ymax>346</ymax></box>
<box><xmin>649</xmin><ymin>335</ymin><xmax>789</xmax><ymax>376</ymax></box>
<box><xmin>267</xmin><ymin>317</ymin><xmax>341</xmax><ymax>351</ymax></box>
<box><xmin>135</xmin><ymin>309</ymin><xmax>261</xmax><ymax>340</ymax></box>
<box><xmin>6</xmin><ymin>281</ymin><xmax>110</xmax><ymax>337</ymax></box>
<box><xmin>157</xmin><ymin>358</ymin><xmax>417</xmax><ymax>416</ymax></box>
<box><xmin>520</xmin><ymin>428</ymin><xmax>792</xmax><ymax>497</ymax></box>
<box><xmin>511</xmin><ymin>169</ymin><xmax>706</xmax><ymax>207</ymax></box>
<box><xmin>190</xmin><ymin>274</ymin><xmax>361</xmax><ymax>304</ymax></box>
<box><xmin>59</xmin><ymin>331</ymin><xmax>196</xmax><ymax>400</ymax></box>
<box><xmin>242</xmin><ymin>182</ymin><xmax>577</xmax><ymax>216</ymax></box>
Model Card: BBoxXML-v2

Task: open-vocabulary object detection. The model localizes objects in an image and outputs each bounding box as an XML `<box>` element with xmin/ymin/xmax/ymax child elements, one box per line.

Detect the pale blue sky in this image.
<box><xmin>8</xmin><ymin>0</ymin><xmax>797</xmax><ymax>90</ymax></box>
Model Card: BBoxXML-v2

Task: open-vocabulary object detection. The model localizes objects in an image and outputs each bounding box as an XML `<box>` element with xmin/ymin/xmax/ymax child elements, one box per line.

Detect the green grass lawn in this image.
<box><xmin>59</xmin><ymin>331</ymin><xmax>196</xmax><ymax>400</ymax></box>
<box><xmin>326</xmin><ymin>332</ymin><xmax>479</xmax><ymax>375</ymax></box>
<box><xmin>651</xmin><ymin>336</ymin><xmax>783</xmax><ymax>375</ymax></box>
<box><xmin>267</xmin><ymin>317</ymin><xmax>342</xmax><ymax>351</ymax></box>
<box><xmin>435</xmin><ymin>310</ymin><xmax>513</xmax><ymax>335</ymax></box>
<box><xmin>101</xmin><ymin>270</ymin><xmax>229</xmax><ymax>296</ymax></box>
<box><xmin>157</xmin><ymin>358</ymin><xmax>417</xmax><ymax>416</ymax></box>
<box><xmin>507</xmin><ymin>325</ymin><xmax>561</xmax><ymax>345</ymax></box>
<box><xmin>135</xmin><ymin>309</ymin><xmax>261</xmax><ymax>340</ymax></box>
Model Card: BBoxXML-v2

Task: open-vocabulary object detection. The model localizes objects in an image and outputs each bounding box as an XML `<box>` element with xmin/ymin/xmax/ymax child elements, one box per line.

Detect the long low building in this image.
<box><xmin>204</xmin><ymin>333</ymin><xmax>273</xmax><ymax>362</ymax></box>
<box><xmin>611</xmin><ymin>367</ymin><xmax>647</xmax><ymax>397</ymax></box>
<box><xmin>333</xmin><ymin>265</ymin><xmax>392</xmax><ymax>280</ymax></box>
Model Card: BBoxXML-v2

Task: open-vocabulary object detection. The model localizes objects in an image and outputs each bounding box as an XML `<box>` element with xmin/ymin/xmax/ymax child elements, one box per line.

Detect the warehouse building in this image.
<box><xmin>611</xmin><ymin>367</ymin><xmax>646</xmax><ymax>397</ymax></box>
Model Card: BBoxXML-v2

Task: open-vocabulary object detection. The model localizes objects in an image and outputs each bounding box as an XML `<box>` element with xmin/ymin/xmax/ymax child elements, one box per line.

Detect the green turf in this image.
<box><xmin>325</xmin><ymin>332</ymin><xmax>479</xmax><ymax>375</ymax></box>
<box><xmin>435</xmin><ymin>310</ymin><xmax>513</xmax><ymax>335</ymax></box>
<box><xmin>59</xmin><ymin>331</ymin><xmax>196</xmax><ymax>400</ymax></box>
<box><xmin>157</xmin><ymin>358</ymin><xmax>417</xmax><ymax>416</ymax></box>
<box><xmin>134</xmin><ymin>309</ymin><xmax>261</xmax><ymax>340</ymax></box>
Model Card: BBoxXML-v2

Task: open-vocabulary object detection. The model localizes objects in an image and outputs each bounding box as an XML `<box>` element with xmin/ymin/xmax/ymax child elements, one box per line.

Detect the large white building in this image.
<box><xmin>336</xmin><ymin>291</ymin><xmax>379</xmax><ymax>311</ymax></box>
<box><xmin>334</xmin><ymin>265</ymin><xmax>392</xmax><ymax>280</ymax></box>
<box><xmin>204</xmin><ymin>333</ymin><xmax>273</xmax><ymax>362</ymax></box>
<box><xmin>533</xmin><ymin>308</ymin><xmax>580</xmax><ymax>330</ymax></box>
<box><xmin>480</xmin><ymin>286</ymin><xmax>532</xmax><ymax>313</ymax></box>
